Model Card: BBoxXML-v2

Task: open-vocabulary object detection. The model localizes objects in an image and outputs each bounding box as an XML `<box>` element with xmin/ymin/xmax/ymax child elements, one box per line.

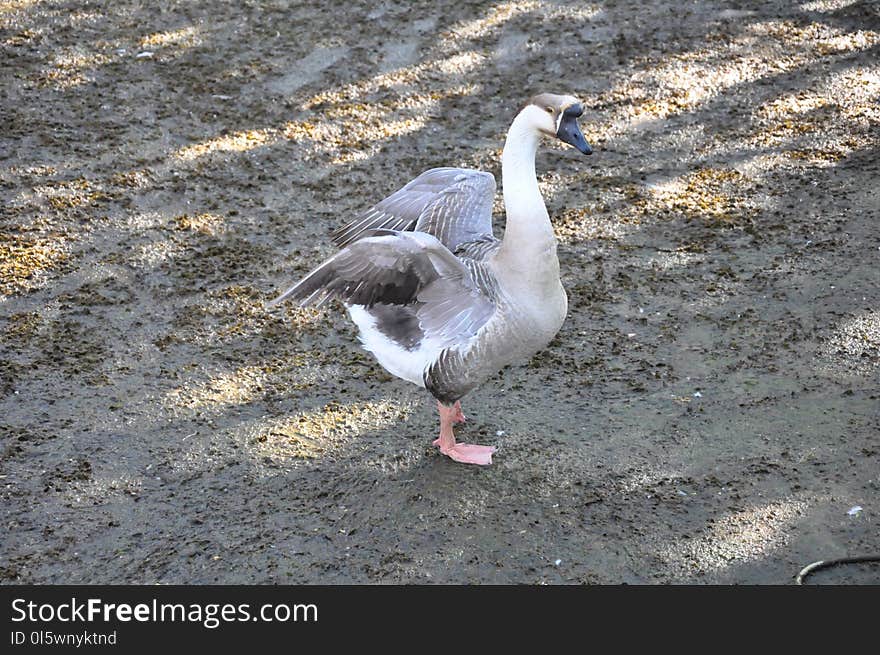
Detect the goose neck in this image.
<box><xmin>498</xmin><ymin>111</ymin><xmax>555</xmax><ymax>266</ymax></box>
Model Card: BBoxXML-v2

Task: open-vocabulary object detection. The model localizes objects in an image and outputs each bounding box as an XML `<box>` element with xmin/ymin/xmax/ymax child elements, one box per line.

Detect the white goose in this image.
<box><xmin>270</xmin><ymin>93</ymin><xmax>592</xmax><ymax>465</ymax></box>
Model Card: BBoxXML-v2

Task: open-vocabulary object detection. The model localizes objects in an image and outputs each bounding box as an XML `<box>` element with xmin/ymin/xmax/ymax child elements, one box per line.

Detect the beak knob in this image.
<box><xmin>557</xmin><ymin>116</ymin><xmax>592</xmax><ymax>155</ymax></box>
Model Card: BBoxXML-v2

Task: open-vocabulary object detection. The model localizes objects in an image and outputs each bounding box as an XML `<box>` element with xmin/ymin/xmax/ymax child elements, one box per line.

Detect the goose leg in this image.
<box><xmin>452</xmin><ymin>400</ymin><xmax>467</xmax><ymax>424</ymax></box>
<box><xmin>432</xmin><ymin>402</ymin><xmax>496</xmax><ymax>465</ymax></box>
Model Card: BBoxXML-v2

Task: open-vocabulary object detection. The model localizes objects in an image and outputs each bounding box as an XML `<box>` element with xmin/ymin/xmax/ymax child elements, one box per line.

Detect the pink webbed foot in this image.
<box><xmin>444</xmin><ymin>443</ymin><xmax>496</xmax><ymax>465</ymax></box>
<box><xmin>434</xmin><ymin>400</ymin><xmax>496</xmax><ymax>465</ymax></box>
<box><xmin>431</xmin><ymin>438</ymin><xmax>496</xmax><ymax>465</ymax></box>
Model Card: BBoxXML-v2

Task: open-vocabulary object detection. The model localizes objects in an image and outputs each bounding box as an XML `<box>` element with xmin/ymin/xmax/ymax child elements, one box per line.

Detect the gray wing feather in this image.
<box><xmin>331</xmin><ymin>168</ymin><xmax>496</xmax><ymax>253</ymax></box>
<box><xmin>270</xmin><ymin>231</ymin><xmax>495</xmax><ymax>346</ymax></box>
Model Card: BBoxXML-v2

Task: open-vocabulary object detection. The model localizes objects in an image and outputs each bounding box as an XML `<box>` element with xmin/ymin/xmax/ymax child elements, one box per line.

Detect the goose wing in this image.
<box><xmin>270</xmin><ymin>230</ymin><xmax>496</xmax><ymax>346</ymax></box>
<box><xmin>331</xmin><ymin>168</ymin><xmax>496</xmax><ymax>253</ymax></box>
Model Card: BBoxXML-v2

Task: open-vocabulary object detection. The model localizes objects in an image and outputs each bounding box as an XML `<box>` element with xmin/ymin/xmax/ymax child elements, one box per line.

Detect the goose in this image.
<box><xmin>270</xmin><ymin>93</ymin><xmax>591</xmax><ymax>465</ymax></box>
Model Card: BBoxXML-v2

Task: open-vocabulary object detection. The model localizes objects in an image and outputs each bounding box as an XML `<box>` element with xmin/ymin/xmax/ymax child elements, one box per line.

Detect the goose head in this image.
<box><xmin>526</xmin><ymin>93</ymin><xmax>592</xmax><ymax>155</ymax></box>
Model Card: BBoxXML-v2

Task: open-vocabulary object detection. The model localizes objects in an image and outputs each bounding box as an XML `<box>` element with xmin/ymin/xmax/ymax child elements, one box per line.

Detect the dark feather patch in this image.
<box><xmin>368</xmin><ymin>303</ymin><xmax>423</xmax><ymax>351</ymax></box>
<box><xmin>423</xmin><ymin>347</ymin><xmax>470</xmax><ymax>404</ymax></box>
<box><xmin>272</xmin><ymin>234</ymin><xmax>441</xmax><ymax>309</ymax></box>
<box><xmin>270</xmin><ymin>231</ymin><xmax>497</xmax><ymax>354</ymax></box>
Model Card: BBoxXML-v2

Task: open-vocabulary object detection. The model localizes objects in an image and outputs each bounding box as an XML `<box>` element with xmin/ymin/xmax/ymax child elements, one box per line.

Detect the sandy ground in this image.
<box><xmin>1</xmin><ymin>0</ymin><xmax>878</xmax><ymax>584</ymax></box>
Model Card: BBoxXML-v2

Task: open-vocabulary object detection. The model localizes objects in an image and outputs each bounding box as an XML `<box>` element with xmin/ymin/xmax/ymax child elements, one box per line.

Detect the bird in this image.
<box><xmin>269</xmin><ymin>93</ymin><xmax>592</xmax><ymax>465</ymax></box>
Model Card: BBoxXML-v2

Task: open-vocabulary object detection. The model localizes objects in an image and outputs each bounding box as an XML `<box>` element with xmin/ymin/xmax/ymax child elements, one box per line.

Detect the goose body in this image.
<box><xmin>271</xmin><ymin>93</ymin><xmax>591</xmax><ymax>464</ymax></box>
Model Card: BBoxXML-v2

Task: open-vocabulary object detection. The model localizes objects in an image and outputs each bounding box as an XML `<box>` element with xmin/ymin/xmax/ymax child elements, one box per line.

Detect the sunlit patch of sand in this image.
<box><xmin>816</xmin><ymin>310</ymin><xmax>880</xmax><ymax>377</ymax></box>
<box><xmin>285</xmin><ymin>114</ymin><xmax>431</xmax><ymax>165</ymax></box>
<box><xmin>547</xmin><ymin>170</ymin><xmax>658</xmax><ymax>242</ymax></box>
<box><xmin>106</xmin><ymin>169</ymin><xmax>151</xmax><ymax>189</ymax></box>
<box><xmin>541</xmin><ymin>1</ymin><xmax>601</xmax><ymax>21</ymax></box>
<box><xmin>305</xmin><ymin>52</ymin><xmax>485</xmax><ymax>109</ymax></box>
<box><xmin>34</xmin><ymin>177</ymin><xmax>114</xmax><ymax>210</ymax></box>
<box><xmin>300</xmin><ymin>52</ymin><xmax>485</xmax><ymax>164</ymax></box>
<box><xmin>647</xmin><ymin>249</ymin><xmax>705</xmax><ymax>271</ymax></box>
<box><xmin>16</xmin><ymin>164</ymin><xmax>58</xmax><ymax>177</ymax></box>
<box><xmin>247</xmin><ymin>399</ymin><xmax>417</xmax><ymax>461</ymax></box>
<box><xmin>783</xmin><ymin>148</ymin><xmax>846</xmax><ymax>167</ymax></box>
<box><xmin>129</xmin><ymin>239</ymin><xmax>185</xmax><ymax>269</ymax></box>
<box><xmin>173</xmin><ymin>212</ymin><xmax>226</xmax><ymax>236</ymax></box>
<box><xmin>0</xmin><ymin>233</ymin><xmax>68</xmax><ymax>298</ymax></box>
<box><xmin>165</xmin><ymin>350</ymin><xmax>344</xmax><ymax>415</ymax></box>
<box><xmin>300</xmin><ymin>84</ymin><xmax>477</xmax><ymax>164</ymax></box>
<box><xmin>272</xmin><ymin>305</ymin><xmax>325</xmax><ymax>329</ymax></box>
<box><xmin>168</xmin><ymin>365</ymin><xmax>269</xmax><ymax>411</ymax></box>
<box><xmin>599</xmin><ymin>22</ymin><xmax>877</xmax><ymax>142</ymax></box>
<box><xmin>60</xmin><ymin>472</ymin><xmax>144</xmax><ymax>508</ymax></box>
<box><xmin>752</xmin><ymin>91</ymin><xmax>834</xmax><ymax>146</ymax></box>
<box><xmin>659</xmin><ymin>497</ymin><xmax>811</xmax><ymax>577</ymax></box>
<box><xmin>170</xmin><ymin>33</ymin><xmax>490</xmax><ymax>165</ymax></box>
<box><xmin>800</xmin><ymin>0</ymin><xmax>862</xmax><ymax>11</ymax></box>
<box><xmin>139</xmin><ymin>26</ymin><xmax>201</xmax><ymax>49</ymax></box>
<box><xmin>332</xmin><ymin>120</ymin><xmax>428</xmax><ymax>164</ymax></box>
<box><xmin>814</xmin><ymin>29</ymin><xmax>880</xmax><ymax>56</ymax></box>
<box><xmin>68</xmin><ymin>9</ymin><xmax>102</xmax><ymax>25</ymax></box>
<box><xmin>175</xmin><ymin>129</ymin><xmax>276</xmax><ymax>161</ymax></box>
<box><xmin>203</xmin><ymin>284</ymin><xmax>267</xmax><ymax>317</ymax></box>
<box><xmin>828</xmin><ymin>66</ymin><xmax>880</xmax><ymax>122</ymax></box>
<box><xmin>616</xmin><ymin>467</ymin><xmax>687</xmax><ymax>494</ymax></box>
<box><xmin>554</xmin><ymin>206</ymin><xmax>628</xmax><ymax>243</ymax></box>
<box><xmin>214</xmin><ymin>291</ymin><xmax>325</xmax><ymax>341</ymax></box>
<box><xmin>750</xmin><ymin>65</ymin><xmax>879</xmax><ymax>153</ymax></box>
<box><xmin>0</xmin><ymin>0</ymin><xmax>45</xmax><ymax>14</ymax></box>
<box><xmin>38</xmin><ymin>47</ymin><xmax>111</xmax><ymax>89</ymax></box>
<box><xmin>646</xmin><ymin>168</ymin><xmax>756</xmax><ymax>222</ymax></box>
<box><xmin>536</xmin><ymin>170</ymin><xmax>574</xmax><ymax>204</ymax></box>
<box><xmin>175</xmin><ymin>61</ymin><xmax>481</xmax><ymax>164</ymax></box>
<box><xmin>750</xmin><ymin>20</ymin><xmax>879</xmax><ymax>53</ymax></box>
<box><xmin>441</xmin><ymin>0</ymin><xmax>541</xmax><ymax>44</ymax></box>
<box><xmin>592</xmin><ymin>168</ymin><xmax>756</xmax><ymax>228</ymax></box>
<box><xmin>153</xmin><ymin>284</ymin><xmax>330</xmax><ymax>352</ymax></box>
<box><xmin>758</xmin><ymin>92</ymin><xmax>832</xmax><ymax>120</ymax></box>
<box><xmin>441</xmin><ymin>0</ymin><xmax>599</xmax><ymax>47</ymax></box>
<box><xmin>600</xmin><ymin>47</ymin><xmax>793</xmax><ymax>135</ymax></box>
<box><xmin>3</xmin><ymin>26</ymin><xmax>41</xmax><ymax>46</ymax></box>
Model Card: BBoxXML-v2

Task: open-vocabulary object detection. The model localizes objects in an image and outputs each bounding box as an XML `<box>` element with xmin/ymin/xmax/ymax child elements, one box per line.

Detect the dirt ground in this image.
<box><xmin>1</xmin><ymin>0</ymin><xmax>878</xmax><ymax>584</ymax></box>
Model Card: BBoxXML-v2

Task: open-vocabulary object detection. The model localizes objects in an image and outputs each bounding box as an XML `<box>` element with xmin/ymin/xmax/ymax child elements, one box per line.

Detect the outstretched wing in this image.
<box><xmin>269</xmin><ymin>230</ymin><xmax>495</xmax><ymax>345</ymax></box>
<box><xmin>331</xmin><ymin>168</ymin><xmax>496</xmax><ymax>253</ymax></box>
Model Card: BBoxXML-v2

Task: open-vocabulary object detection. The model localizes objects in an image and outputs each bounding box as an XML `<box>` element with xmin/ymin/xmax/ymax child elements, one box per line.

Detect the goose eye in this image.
<box><xmin>545</xmin><ymin>107</ymin><xmax>554</xmax><ymax>114</ymax></box>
